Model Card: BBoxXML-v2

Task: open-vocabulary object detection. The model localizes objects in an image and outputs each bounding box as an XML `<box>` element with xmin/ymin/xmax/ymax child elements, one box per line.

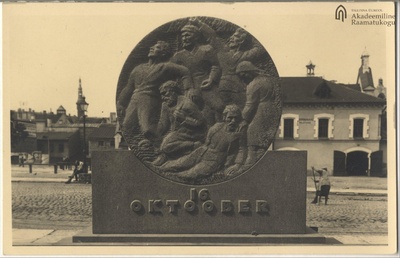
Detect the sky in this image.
<box><xmin>3</xmin><ymin>2</ymin><xmax>396</xmax><ymax>117</ymax></box>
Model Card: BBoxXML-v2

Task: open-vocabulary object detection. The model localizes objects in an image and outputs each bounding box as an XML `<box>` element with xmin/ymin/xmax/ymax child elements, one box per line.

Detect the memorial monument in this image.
<box><xmin>74</xmin><ymin>16</ymin><xmax>326</xmax><ymax>244</ymax></box>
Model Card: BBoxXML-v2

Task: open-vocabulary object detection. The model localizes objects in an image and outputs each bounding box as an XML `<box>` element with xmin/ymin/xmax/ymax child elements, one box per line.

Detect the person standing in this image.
<box><xmin>311</xmin><ymin>167</ymin><xmax>331</xmax><ymax>205</ymax></box>
<box><xmin>18</xmin><ymin>154</ymin><xmax>25</xmax><ymax>167</ymax></box>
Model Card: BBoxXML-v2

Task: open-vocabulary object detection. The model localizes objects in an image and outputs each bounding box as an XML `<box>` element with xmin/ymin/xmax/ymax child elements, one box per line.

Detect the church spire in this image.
<box><xmin>76</xmin><ymin>77</ymin><xmax>85</xmax><ymax>118</ymax></box>
<box><xmin>78</xmin><ymin>78</ymin><xmax>83</xmax><ymax>99</ymax></box>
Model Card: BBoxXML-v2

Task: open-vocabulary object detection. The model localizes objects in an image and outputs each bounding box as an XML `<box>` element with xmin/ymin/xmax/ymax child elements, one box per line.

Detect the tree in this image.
<box><xmin>11</xmin><ymin>120</ymin><xmax>29</xmax><ymax>147</ymax></box>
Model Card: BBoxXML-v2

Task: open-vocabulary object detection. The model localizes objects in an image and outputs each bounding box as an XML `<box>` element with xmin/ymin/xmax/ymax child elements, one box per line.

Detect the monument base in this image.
<box><xmin>72</xmin><ymin>227</ymin><xmax>328</xmax><ymax>245</ymax></box>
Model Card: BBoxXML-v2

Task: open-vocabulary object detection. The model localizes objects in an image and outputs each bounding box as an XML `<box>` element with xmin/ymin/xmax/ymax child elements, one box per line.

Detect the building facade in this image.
<box><xmin>10</xmin><ymin>79</ymin><xmax>113</xmax><ymax>165</ymax></box>
<box><xmin>274</xmin><ymin>76</ymin><xmax>386</xmax><ymax>176</ymax></box>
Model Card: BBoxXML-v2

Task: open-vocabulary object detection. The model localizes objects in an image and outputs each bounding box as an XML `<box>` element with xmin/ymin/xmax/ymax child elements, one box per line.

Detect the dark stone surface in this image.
<box><xmin>116</xmin><ymin>16</ymin><xmax>282</xmax><ymax>185</ymax></box>
<box><xmin>73</xmin><ymin>227</ymin><xmax>327</xmax><ymax>244</ymax></box>
<box><xmin>92</xmin><ymin>150</ymin><xmax>307</xmax><ymax>235</ymax></box>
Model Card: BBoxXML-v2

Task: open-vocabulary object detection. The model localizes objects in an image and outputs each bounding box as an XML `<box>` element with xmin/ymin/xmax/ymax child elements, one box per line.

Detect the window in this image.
<box><xmin>313</xmin><ymin>113</ymin><xmax>334</xmax><ymax>139</ymax></box>
<box><xmin>50</xmin><ymin>143</ymin><xmax>54</xmax><ymax>153</ymax></box>
<box><xmin>349</xmin><ymin>114</ymin><xmax>369</xmax><ymax>139</ymax></box>
<box><xmin>353</xmin><ymin>118</ymin><xmax>364</xmax><ymax>138</ymax></box>
<box><xmin>110</xmin><ymin>140</ymin><xmax>115</xmax><ymax>147</ymax></box>
<box><xmin>318</xmin><ymin>118</ymin><xmax>329</xmax><ymax>138</ymax></box>
<box><xmin>284</xmin><ymin>119</ymin><xmax>294</xmax><ymax>139</ymax></box>
<box><xmin>99</xmin><ymin>141</ymin><xmax>104</xmax><ymax>147</ymax></box>
<box><xmin>279</xmin><ymin>114</ymin><xmax>299</xmax><ymax>139</ymax></box>
<box><xmin>58</xmin><ymin>143</ymin><xmax>64</xmax><ymax>153</ymax></box>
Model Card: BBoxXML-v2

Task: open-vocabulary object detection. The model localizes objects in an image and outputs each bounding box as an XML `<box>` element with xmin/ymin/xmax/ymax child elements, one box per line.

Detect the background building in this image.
<box><xmin>274</xmin><ymin>54</ymin><xmax>386</xmax><ymax>176</ymax></box>
<box><xmin>10</xmin><ymin>79</ymin><xmax>116</xmax><ymax>165</ymax></box>
<box><xmin>10</xmin><ymin>51</ymin><xmax>387</xmax><ymax>176</ymax></box>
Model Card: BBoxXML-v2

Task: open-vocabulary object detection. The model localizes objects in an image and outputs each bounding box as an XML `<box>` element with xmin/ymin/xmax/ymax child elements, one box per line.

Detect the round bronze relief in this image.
<box><xmin>116</xmin><ymin>17</ymin><xmax>281</xmax><ymax>185</ymax></box>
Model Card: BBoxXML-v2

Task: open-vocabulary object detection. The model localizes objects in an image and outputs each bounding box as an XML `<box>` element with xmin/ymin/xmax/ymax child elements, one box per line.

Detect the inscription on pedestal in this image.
<box><xmin>129</xmin><ymin>188</ymin><xmax>270</xmax><ymax>214</ymax></box>
<box><xmin>92</xmin><ymin>151</ymin><xmax>307</xmax><ymax>234</ymax></box>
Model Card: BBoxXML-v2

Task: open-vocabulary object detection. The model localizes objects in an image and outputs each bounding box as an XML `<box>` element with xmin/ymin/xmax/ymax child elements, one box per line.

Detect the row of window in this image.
<box><xmin>50</xmin><ymin>143</ymin><xmax>64</xmax><ymax>153</ymax></box>
<box><xmin>97</xmin><ymin>140</ymin><xmax>115</xmax><ymax>147</ymax></box>
<box><xmin>280</xmin><ymin>113</ymin><xmax>369</xmax><ymax>139</ymax></box>
<box><xmin>49</xmin><ymin>140</ymin><xmax>116</xmax><ymax>153</ymax></box>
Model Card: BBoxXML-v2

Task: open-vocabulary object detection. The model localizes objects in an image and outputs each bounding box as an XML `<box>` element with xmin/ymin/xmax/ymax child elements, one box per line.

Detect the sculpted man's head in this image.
<box><xmin>148</xmin><ymin>41</ymin><xmax>172</xmax><ymax>61</ymax></box>
<box><xmin>228</xmin><ymin>28</ymin><xmax>249</xmax><ymax>50</ymax></box>
<box><xmin>181</xmin><ymin>25</ymin><xmax>201</xmax><ymax>49</ymax></box>
<box><xmin>223</xmin><ymin>104</ymin><xmax>242</xmax><ymax>132</ymax></box>
<box><xmin>160</xmin><ymin>80</ymin><xmax>180</xmax><ymax>107</ymax></box>
<box><xmin>236</xmin><ymin>61</ymin><xmax>263</xmax><ymax>84</ymax></box>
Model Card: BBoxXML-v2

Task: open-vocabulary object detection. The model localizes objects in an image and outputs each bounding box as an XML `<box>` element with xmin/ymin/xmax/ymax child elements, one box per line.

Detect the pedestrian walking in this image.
<box><xmin>311</xmin><ymin>167</ymin><xmax>331</xmax><ymax>205</ymax></box>
<box><xmin>18</xmin><ymin>154</ymin><xmax>25</xmax><ymax>167</ymax></box>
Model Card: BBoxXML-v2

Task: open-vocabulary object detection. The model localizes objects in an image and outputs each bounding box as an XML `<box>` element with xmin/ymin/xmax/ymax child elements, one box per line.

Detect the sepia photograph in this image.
<box><xmin>2</xmin><ymin>1</ymin><xmax>398</xmax><ymax>256</ymax></box>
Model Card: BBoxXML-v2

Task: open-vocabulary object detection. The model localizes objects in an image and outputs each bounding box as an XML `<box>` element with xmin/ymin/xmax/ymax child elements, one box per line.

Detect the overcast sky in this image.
<box><xmin>3</xmin><ymin>2</ymin><xmax>396</xmax><ymax>117</ymax></box>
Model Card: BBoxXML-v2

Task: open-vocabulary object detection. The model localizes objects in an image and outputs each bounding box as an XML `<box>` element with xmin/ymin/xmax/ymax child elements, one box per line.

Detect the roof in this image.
<box><xmin>342</xmin><ymin>84</ymin><xmax>361</xmax><ymax>92</ymax></box>
<box><xmin>88</xmin><ymin>123</ymin><xmax>117</xmax><ymax>140</ymax></box>
<box><xmin>280</xmin><ymin>77</ymin><xmax>386</xmax><ymax>105</ymax></box>
<box><xmin>71</xmin><ymin>116</ymin><xmax>107</xmax><ymax>124</ymax></box>
<box><xmin>34</xmin><ymin>113</ymin><xmax>64</xmax><ymax>123</ymax></box>
<box><xmin>36</xmin><ymin>131</ymin><xmax>78</xmax><ymax>140</ymax></box>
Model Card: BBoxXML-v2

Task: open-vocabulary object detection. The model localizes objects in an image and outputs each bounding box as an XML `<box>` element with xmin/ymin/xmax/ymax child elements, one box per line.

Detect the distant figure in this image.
<box><xmin>65</xmin><ymin>160</ymin><xmax>84</xmax><ymax>184</ymax></box>
<box><xmin>311</xmin><ymin>167</ymin><xmax>331</xmax><ymax>205</ymax></box>
<box><xmin>18</xmin><ymin>154</ymin><xmax>25</xmax><ymax>167</ymax></box>
<box><xmin>63</xmin><ymin>156</ymin><xmax>71</xmax><ymax>170</ymax></box>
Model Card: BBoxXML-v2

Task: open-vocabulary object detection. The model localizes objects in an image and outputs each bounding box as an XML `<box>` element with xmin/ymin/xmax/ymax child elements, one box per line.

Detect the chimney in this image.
<box><xmin>110</xmin><ymin>112</ymin><xmax>117</xmax><ymax>123</ymax></box>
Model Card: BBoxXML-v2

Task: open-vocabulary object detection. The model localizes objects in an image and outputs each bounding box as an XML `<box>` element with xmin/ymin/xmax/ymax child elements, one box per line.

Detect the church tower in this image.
<box><xmin>76</xmin><ymin>78</ymin><xmax>85</xmax><ymax>118</ymax></box>
<box><xmin>356</xmin><ymin>48</ymin><xmax>375</xmax><ymax>95</ymax></box>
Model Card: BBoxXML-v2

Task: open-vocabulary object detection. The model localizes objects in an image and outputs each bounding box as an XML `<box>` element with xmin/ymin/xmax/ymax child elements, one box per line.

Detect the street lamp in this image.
<box><xmin>80</xmin><ymin>96</ymin><xmax>89</xmax><ymax>173</ymax></box>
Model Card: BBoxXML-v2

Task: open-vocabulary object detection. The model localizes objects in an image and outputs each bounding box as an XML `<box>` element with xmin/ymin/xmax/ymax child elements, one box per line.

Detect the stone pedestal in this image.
<box><xmin>75</xmin><ymin>150</ymin><xmax>326</xmax><ymax>244</ymax></box>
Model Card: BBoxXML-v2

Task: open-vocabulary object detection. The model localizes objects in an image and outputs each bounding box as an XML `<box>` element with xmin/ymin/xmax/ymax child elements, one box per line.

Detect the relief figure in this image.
<box><xmin>190</xmin><ymin>18</ymin><xmax>264</xmax><ymax>108</ymax></box>
<box><xmin>153</xmin><ymin>81</ymin><xmax>207</xmax><ymax>166</ymax></box>
<box><xmin>160</xmin><ymin>104</ymin><xmax>246</xmax><ymax>182</ymax></box>
<box><xmin>117</xmin><ymin>41</ymin><xmax>194</xmax><ymax>149</ymax></box>
<box><xmin>236</xmin><ymin>61</ymin><xmax>281</xmax><ymax>167</ymax></box>
<box><xmin>161</xmin><ymin>105</ymin><xmax>246</xmax><ymax>181</ymax></box>
<box><xmin>171</xmin><ymin>21</ymin><xmax>224</xmax><ymax>126</ymax></box>
<box><xmin>116</xmin><ymin>17</ymin><xmax>281</xmax><ymax>184</ymax></box>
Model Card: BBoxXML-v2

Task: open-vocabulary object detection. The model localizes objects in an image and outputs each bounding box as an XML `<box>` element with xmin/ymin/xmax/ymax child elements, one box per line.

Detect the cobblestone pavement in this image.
<box><xmin>307</xmin><ymin>194</ymin><xmax>387</xmax><ymax>234</ymax></box>
<box><xmin>11</xmin><ymin>181</ymin><xmax>388</xmax><ymax>235</ymax></box>
<box><xmin>12</xmin><ymin>182</ymin><xmax>92</xmax><ymax>230</ymax></box>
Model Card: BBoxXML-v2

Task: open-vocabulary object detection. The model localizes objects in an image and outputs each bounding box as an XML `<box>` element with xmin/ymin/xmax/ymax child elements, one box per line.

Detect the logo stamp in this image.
<box><xmin>335</xmin><ymin>5</ymin><xmax>347</xmax><ymax>22</ymax></box>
